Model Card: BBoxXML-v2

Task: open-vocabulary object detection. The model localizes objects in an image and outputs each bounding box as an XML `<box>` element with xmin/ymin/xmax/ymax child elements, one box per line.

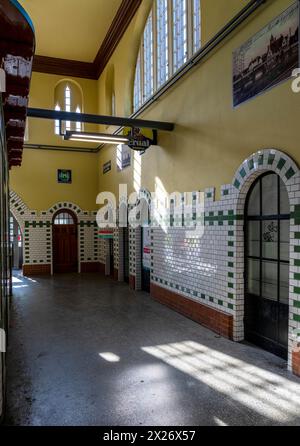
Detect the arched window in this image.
<box><xmin>54</xmin><ymin>80</ymin><xmax>83</xmax><ymax>134</ymax></box>
<box><xmin>133</xmin><ymin>0</ymin><xmax>201</xmax><ymax>111</ymax></box>
<box><xmin>54</xmin><ymin>211</ymin><xmax>76</xmax><ymax>225</ymax></box>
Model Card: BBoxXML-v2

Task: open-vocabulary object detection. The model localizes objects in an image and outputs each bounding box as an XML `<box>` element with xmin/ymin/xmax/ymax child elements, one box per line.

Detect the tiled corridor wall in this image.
<box><xmin>10</xmin><ymin>149</ymin><xmax>300</xmax><ymax>376</ymax></box>
<box><xmin>10</xmin><ymin>193</ymin><xmax>105</xmax><ymax>274</ymax></box>
<box><xmin>129</xmin><ymin>149</ymin><xmax>300</xmax><ymax>375</ymax></box>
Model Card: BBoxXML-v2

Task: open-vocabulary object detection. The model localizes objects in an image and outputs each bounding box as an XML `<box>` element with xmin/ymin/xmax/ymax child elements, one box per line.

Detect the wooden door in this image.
<box><xmin>53</xmin><ymin>224</ymin><xmax>78</xmax><ymax>273</ymax></box>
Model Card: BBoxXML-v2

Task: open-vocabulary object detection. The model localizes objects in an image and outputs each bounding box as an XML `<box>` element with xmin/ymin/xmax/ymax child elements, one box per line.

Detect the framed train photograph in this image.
<box><xmin>233</xmin><ymin>1</ymin><xmax>299</xmax><ymax>107</ymax></box>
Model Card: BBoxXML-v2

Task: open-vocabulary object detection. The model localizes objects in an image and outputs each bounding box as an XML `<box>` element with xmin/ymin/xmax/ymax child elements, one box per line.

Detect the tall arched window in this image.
<box><xmin>133</xmin><ymin>0</ymin><xmax>201</xmax><ymax>111</ymax></box>
<box><xmin>65</xmin><ymin>86</ymin><xmax>71</xmax><ymax>131</ymax></box>
<box><xmin>54</xmin><ymin>80</ymin><xmax>83</xmax><ymax>134</ymax></box>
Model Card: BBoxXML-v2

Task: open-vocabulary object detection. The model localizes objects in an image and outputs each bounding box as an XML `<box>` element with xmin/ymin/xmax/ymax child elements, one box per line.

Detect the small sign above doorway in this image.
<box><xmin>58</xmin><ymin>169</ymin><xmax>72</xmax><ymax>184</ymax></box>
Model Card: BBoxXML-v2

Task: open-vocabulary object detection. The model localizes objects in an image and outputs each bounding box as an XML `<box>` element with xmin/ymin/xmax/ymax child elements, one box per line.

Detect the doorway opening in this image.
<box><xmin>245</xmin><ymin>172</ymin><xmax>290</xmax><ymax>359</ymax></box>
<box><xmin>108</xmin><ymin>238</ymin><xmax>114</xmax><ymax>277</ymax></box>
<box><xmin>123</xmin><ymin>227</ymin><xmax>129</xmax><ymax>283</ymax></box>
<box><xmin>53</xmin><ymin>210</ymin><xmax>78</xmax><ymax>273</ymax></box>
<box><xmin>141</xmin><ymin>226</ymin><xmax>151</xmax><ymax>293</ymax></box>
<box><xmin>10</xmin><ymin>213</ymin><xmax>23</xmax><ymax>270</ymax></box>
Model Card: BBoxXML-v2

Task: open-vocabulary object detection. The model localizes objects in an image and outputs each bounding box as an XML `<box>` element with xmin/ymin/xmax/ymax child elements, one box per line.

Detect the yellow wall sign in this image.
<box><xmin>123</xmin><ymin>127</ymin><xmax>157</xmax><ymax>151</ymax></box>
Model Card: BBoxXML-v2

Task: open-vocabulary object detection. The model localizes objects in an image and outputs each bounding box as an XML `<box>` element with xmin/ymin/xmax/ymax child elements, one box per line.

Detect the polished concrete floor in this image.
<box><xmin>4</xmin><ymin>271</ymin><xmax>300</xmax><ymax>426</ymax></box>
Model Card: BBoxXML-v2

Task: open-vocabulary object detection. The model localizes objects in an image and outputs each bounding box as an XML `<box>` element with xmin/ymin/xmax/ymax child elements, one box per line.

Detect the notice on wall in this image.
<box><xmin>57</xmin><ymin>169</ymin><xmax>72</xmax><ymax>184</ymax></box>
<box><xmin>233</xmin><ymin>2</ymin><xmax>299</xmax><ymax>107</ymax></box>
<box><xmin>103</xmin><ymin>160</ymin><xmax>111</xmax><ymax>174</ymax></box>
<box><xmin>142</xmin><ymin>227</ymin><xmax>151</xmax><ymax>271</ymax></box>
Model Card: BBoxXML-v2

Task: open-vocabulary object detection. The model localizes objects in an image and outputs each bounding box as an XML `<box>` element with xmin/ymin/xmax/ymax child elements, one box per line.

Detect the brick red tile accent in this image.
<box><xmin>292</xmin><ymin>350</ymin><xmax>300</xmax><ymax>377</ymax></box>
<box><xmin>23</xmin><ymin>264</ymin><xmax>51</xmax><ymax>276</ymax></box>
<box><xmin>129</xmin><ymin>275</ymin><xmax>136</xmax><ymax>290</ymax></box>
<box><xmin>81</xmin><ymin>262</ymin><xmax>105</xmax><ymax>273</ymax></box>
<box><xmin>151</xmin><ymin>283</ymin><xmax>233</xmax><ymax>339</ymax></box>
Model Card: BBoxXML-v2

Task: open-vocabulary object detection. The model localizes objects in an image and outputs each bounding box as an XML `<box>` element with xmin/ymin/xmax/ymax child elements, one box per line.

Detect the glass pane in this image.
<box><xmin>247</xmin><ymin>259</ymin><xmax>260</xmax><ymax>296</ymax></box>
<box><xmin>143</xmin><ymin>12</ymin><xmax>154</xmax><ymax>101</ymax></box>
<box><xmin>262</xmin><ymin>220</ymin><xmax>278</xmax><ymax>259</ymax></box>
<box><xmin>54</xmin><ymin>212</ymin><xmax>74</xmax><ymax>225</ymax></box>
<box><xmin>247</xmin><ymin>221</ymin><xmax>260</xmax><ymax>257</ymax></box>
<box><xmin>280</xmin><ymin>178</ymin><xmax>290</xmax><ymax>215</ymax></box>
<box><xmin>280</xmin><ymin>220</ymin><xmax>290</xmax><ymax>262</ymax></box>
<box><xmin>262</xmin><ymin>174</ymin><xmax>278</xmax><ymax>216</ymax></box>
<box><xmin>262</xmin><ymin>261</ymin><xmax>278</xmax><ymax>301</ymax></box>
<box><xmin>157</xmin><ymin>0</ymin><xmax>169</xmax><ymax>87</ymax></box>
<box><xmin>247</xmin><ymin>180</ymin><xmax>260</xmax><ymax>216</ymax></box>
<box><xmin>173</xmin><ymin>0</ymin><xmax>188</xmax><ymax>72</ymax></box>
<box><xmin>280</xmin><ymin>263</ymin><xmax>289</xmax><ymax>304</ymax></box>
<box><xmin>193</xmin><ymin>0</ymin><xmax>201</xmax><ymax>53</ymax></box>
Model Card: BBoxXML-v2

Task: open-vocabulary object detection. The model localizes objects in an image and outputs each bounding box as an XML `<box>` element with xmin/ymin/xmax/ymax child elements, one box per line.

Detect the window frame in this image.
<box><xmin>53</xmin><ymin>210</ymin><xmax>77</xmax><ymax>226</ymax></box>
<box><xmin>133</xmin><ymin>0</ymin><xmax>202</xmax><ymax>112</ymax></box>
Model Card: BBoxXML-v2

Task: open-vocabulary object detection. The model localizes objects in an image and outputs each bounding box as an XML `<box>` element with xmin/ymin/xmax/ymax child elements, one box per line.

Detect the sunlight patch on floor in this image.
<box><xmin>142</xmin><ymin>341</ymin><xmax>300</xmax><ymax>423</ymax></box>
<box><xmin>99</xmin><ymin>352</ymin><xmax>120</xmax><ymax>363</ymax></box>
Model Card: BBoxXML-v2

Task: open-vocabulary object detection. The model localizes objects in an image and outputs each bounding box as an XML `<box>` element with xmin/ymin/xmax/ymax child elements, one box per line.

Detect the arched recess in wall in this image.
<box><xmin>105</xmin><ymin>64</ymin><xmax>116</xmax><ymax>117</ymax></box>
<box><xmin>54</xmin><ymin>79</ymin><xmax>84</xmax><ymax>134</ymax></box>
<box><xmin>232</xmin><ymin>149</ymin><xmax>300</xmax><ymax>364</ymax></box>
<box><xmin>9</xmin><ymin>190</ymin><xmax>30</xmax><ymax>232</ymax></box>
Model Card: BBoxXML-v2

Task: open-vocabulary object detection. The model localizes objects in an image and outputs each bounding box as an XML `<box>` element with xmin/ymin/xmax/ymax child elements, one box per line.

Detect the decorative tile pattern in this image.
<box><xmin>10</xmin><ymin>192</ymin><xmax>104</xmax><ymax>274</ymax></box>
<box><xmin>10</xmin><ymin>149</ymin><xmax>300</xmax><ymax>375</ymax></box>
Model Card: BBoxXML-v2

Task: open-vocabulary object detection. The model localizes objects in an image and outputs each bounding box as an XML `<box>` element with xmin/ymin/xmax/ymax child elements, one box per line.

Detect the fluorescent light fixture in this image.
<box><xmin>64</xmin><ymin>131</ymin><xmax>129</xmax><ymax>144</ymax></box>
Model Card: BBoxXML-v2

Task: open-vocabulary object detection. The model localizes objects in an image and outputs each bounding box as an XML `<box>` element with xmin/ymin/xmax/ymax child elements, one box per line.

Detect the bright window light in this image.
<box><xmin>65</xmin><ymin>86</ymin><xmax>71</xmax><ymax>130</ymax></box>
<box><xmin>76</xmin><ymin>106</ymin><xmax>81</xmax><ymax>132</ymax></box>
<box><xmin>55</xmin><ymin>104</ymin><xmax>61</xmax><ymax>135</ymax></box>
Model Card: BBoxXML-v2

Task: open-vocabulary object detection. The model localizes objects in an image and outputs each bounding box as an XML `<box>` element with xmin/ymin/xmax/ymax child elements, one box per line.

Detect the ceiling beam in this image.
<box><xmin>27</xmin><ymin>108</ymin><xmax>175</xmax><ymax>131</ymax></box>
<box><xmin>33</xmin><ymin>56</ymin><xmax>97</xmax><ymax>79</ymax></box>
<box><xmin>32</xmin><ymin>0</ymin><xmax>142</xmax><ymax>80</ymax></box>
<box><xmin>93</xmin><ymin>0</ymin><xmax>142</xmax><ymax>79</ymax></box>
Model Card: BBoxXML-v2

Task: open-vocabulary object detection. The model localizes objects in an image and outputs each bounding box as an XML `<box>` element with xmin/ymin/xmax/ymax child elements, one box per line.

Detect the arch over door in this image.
<box><xmin>245</xmin><ymin>172</ymin><xmax>290</xmax><ymax>359</ymax></box>
<box><xmin>53</xmin><ymin>210</ymin><xmax>78</xmax><ymax>273</ymax></box>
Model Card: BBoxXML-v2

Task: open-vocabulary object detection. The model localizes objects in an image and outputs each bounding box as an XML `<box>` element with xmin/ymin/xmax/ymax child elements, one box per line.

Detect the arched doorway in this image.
<box><xmin>53</xmin><ymin>210</ymin><xmax>78</xmax><ymax>273</ymax></box>
<box><xmin>245</xmin><ymin>172</ymin><xmax>290</xmax><ymax>359</ymax></box>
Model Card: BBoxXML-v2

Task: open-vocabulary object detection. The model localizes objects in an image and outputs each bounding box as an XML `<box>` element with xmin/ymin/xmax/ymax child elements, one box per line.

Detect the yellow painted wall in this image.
<box><xmin>10</xmin><ymin>72</ymin><xmax>100</xmax><ymax>210</ymax></box>
<box><xmin>97</xmin><ymin>0</ymin><xmax>299</xmax><ymax>200</ymax></box>
<box><xmin>26</xmin><ymin>72</ymin><xmax>99</xmax><ymax>146</ymax></box>
<box><xmin>10</xmin><ymin>0</ymin><xmax>300</xmax><ymax>210</ymax></box>
<box><xmin>10</xmin><ymin>149</ymin><xmax>99</xmax><ymax>211</ymax></box>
